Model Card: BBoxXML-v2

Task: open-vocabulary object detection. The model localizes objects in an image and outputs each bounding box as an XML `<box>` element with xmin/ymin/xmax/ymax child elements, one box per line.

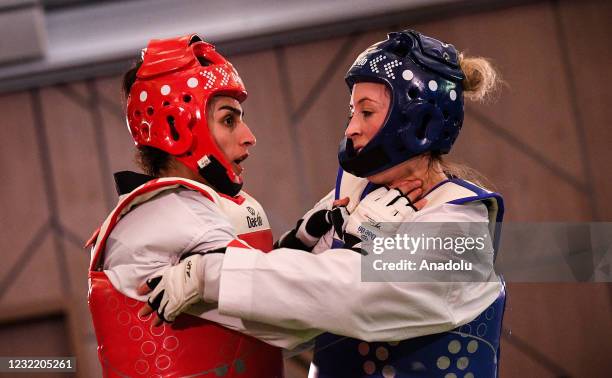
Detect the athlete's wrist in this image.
<box><xmin>202</xmin><ymin>253</ymin><xmax>224</xmax><ymax>303</ymax></box>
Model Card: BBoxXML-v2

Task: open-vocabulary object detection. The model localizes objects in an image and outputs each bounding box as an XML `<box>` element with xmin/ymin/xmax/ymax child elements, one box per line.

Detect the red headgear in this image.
<box><xmin>126</xmin><ymin>34</ymin><xmax>247</xmax><ymax>196</ymax></box>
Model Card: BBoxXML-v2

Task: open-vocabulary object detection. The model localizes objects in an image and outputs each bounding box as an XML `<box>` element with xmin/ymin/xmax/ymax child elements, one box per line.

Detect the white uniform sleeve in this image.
<box><xmin>186</xmin><ymin>253</ymin><xmax>321</xmax><ymax>350</ymax></box>
<box><xmin>104</xmin><ymin>189</ymin><xmax>236</xmax><ymax>295</ymax></box>
<box><xmin>217</xmin><ymin>202</ymin><xmax>502</xmax><ymax>342</ymax></box>
<box><xmin>104</xmin><ymin>189</ymin><xmax>318</xmax><ymax>349</ymax></box>
<box><xmin>186</xmin><ymin>302</ymin><xmax>320</xmax><ymax>349</ymax></box>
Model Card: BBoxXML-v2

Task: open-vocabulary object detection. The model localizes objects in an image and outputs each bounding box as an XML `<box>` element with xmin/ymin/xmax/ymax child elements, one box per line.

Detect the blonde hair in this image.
<box><xmin>431</xmin><ymin>54</ymin><xmax>501</xmax><ymax>190</ymax></box>
<box><xmin>458</xmin><ymin>53</ymin><xmax>500</xmax><ymax>102</ymax></box>
<box><xmin>432</xmin><ymin>154</ymin><xmax>496</xmax><ymax>190</ymax></box>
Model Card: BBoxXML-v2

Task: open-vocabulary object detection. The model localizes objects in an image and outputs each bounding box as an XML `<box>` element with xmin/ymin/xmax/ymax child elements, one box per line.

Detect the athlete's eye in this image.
<box><xmin>362</xmin><ymin>110</ymin><xmax>373</xmax><ymax>118</ymax></box>
<box><xmin>224</xmin><ymin>115</ymin><xmax>235</xmax><ymax>127</ymax></box>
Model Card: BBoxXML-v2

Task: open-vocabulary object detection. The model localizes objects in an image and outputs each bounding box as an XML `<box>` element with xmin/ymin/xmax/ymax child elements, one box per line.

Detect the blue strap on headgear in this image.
<box><xmin>339</xmin><ymin>30</ymin><xmax>466</xmax><ymax>178</ymax></box>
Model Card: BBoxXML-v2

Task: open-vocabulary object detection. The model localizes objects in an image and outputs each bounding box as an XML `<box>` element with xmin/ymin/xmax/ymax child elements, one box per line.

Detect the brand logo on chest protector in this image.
<box><xmin>245</xmin><ymin>206</ymin><xmax>263</xmax><ymax>228</ymax></box>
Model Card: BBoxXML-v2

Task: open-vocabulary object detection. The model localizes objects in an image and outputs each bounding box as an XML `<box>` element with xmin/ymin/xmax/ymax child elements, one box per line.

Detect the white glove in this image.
<box><xmin>275</xmin><ymin>199</ymin><xmax>349</xmax><ymax>250</ymax></box>
<box><xmin>343</xmin><ymin>187</ymin><xmax>417</xmax><ymax>248</ymax></box>
<box><xmin>145</xmin><ymin>254</ymin><xmax>206</xmax><ymax>323</ymax></box>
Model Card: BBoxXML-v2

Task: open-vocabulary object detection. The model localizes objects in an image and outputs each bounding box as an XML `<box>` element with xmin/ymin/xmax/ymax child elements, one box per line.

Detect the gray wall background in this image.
<box><xmin>0</xmin><ymin>0</ymin><xmax>610</xmax><ymax>376</ymax></box>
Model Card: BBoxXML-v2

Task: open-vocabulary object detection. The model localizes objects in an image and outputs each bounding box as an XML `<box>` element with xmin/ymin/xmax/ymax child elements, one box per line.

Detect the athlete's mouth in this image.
<box><xmin>234</xmin><ymin>154</ymin><xmax>249</xmax><ymax>165</ymax></box>
<box><xmin>233</xmin><ymin>154</ymin><xmax>249</xmax><ymax>174</ymax></box>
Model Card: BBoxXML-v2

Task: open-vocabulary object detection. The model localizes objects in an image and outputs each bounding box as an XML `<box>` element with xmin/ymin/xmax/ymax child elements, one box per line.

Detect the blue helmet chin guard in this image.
<box><xmin>339</xmin><ymin>30</ymin><xmax>466</xmax><ymax>178</ymax></box>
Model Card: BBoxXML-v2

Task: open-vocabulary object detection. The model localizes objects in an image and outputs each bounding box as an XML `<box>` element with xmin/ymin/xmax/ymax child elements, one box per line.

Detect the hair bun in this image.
<box><xmin>459</xmin><ymin>54</ymin><xmax>499</xmax><ymax>102</ymax></box>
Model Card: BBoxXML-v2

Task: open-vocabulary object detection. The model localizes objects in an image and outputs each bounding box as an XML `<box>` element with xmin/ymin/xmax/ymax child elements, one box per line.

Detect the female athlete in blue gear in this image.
<box><xmin>141</xmin><ymin>30</ymin><xmax>505</xmax><ymax>378</ymax></box>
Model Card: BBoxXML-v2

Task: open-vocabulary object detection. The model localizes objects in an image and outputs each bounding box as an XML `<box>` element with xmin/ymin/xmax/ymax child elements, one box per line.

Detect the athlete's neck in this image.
<box><xmin>160</xmin><ymin>159</ymin><xmax>207</xmax><ymax>185</ymax></box>
<box><xmin>370</xmin><ymin>155</ymin><xmax>447</xmax><ymax>195</ymax></box>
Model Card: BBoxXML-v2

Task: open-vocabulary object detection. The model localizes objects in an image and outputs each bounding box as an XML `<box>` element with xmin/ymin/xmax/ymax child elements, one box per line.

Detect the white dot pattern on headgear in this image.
<box><xmin>139</xmin><ymin>91</ymin><xmax>148</xmax><ymax>102</ymax></box>
<box><xmin>370</xmin><ymin>55</ymin><xmax>387</xmax><ymax>73</ymax></box>
<box><xmin>200</xmin><ymin>71</ymin><xmax>216</xmax><ymax>90</ymax></box>
<box><xmin>428</xmin><ymin>80</ymin><xmax>438</xmax><ymax>91</ymax></box>
<box><xmin>216</xmin><ymin>67</ymin><xmax>230</xmax><ymax>86</ymax></box>
<box><xmin>383</xmin><ymin>60</ymin><xmax>402</xmax><ymax>79</ymax></box>
<box><xmin>450</xmin><ymin>90</ymin><xmax>457</xmax><ymax>101</ymax></box>
<box><xmin>187</xmin><ymin>77</ymin><xmax>199</xmax><ymax>88</ymax></box>
<box><xmin>231</xmin><ymin>70</ymin><xmax>243</xmax><ymax>86</ymax></box>
<box><xmin>444</xmin><ymin>373</ymin><xmax>457</xmax><ymax>378</ymax></box>
<box><xmin>160</xmin><ymin>85</ymin><xmax>171</xmax><ymax>95</ymax></box>
<box><xmin>402</xmin><ymin>70</ymin><xmax>414</xmax><ymax>81</ymax></box>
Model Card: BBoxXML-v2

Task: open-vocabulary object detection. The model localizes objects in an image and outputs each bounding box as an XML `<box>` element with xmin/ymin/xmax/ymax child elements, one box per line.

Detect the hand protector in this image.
<box><xmin>146</xmin><ymin>254</ymin><xmax>205</xmax><ymax>323</ymax></box>
<box><xmin>275</xmin><ymin>201</ymin><xmax>349</xmax><ymax>251</ymax></box>
<box><xmin>343</xmin><ymin>187</ymin><xmax>418</xmax><ymax>249</ymax></box>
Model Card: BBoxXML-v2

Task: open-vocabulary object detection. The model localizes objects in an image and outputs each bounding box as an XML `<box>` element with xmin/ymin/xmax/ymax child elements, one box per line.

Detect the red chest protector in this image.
<box><xmin>87</xmin><ymin>178</ymin><xmax>282</xmax><ymax>377</ymax></box>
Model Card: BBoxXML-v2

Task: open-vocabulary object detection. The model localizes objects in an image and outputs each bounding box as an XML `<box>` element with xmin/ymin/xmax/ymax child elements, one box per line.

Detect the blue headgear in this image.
<box><xmin>339</xmin><ymin>30</ymin><xmax>465</xmax><ymax>178</ymax></box>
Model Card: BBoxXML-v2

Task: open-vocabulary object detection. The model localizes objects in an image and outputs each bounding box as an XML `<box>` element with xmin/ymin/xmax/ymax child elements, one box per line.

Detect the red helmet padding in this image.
<box><xmin>127</xmin><ymin>34</ymin><xmax>247</xmax><ymax>185</ymax></box>
<box><xmin>136</xmin><ymin>35</ymin><xmax>197</xmax><ymax>78</ymax></box>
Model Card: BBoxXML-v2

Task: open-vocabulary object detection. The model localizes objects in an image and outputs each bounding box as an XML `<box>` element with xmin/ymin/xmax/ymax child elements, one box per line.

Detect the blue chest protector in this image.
<box><xmin>312</xmin><ymin>170</ymin><xmax>506</xmax><ymax>378</ymax></box>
